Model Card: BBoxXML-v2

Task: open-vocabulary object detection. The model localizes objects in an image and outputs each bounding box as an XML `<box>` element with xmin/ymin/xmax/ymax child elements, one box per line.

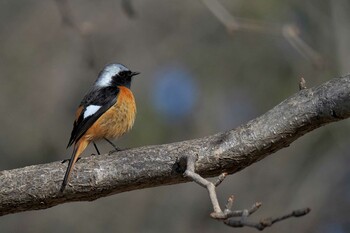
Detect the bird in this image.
<box><xmin>60</xmin><ymin>63</ymin><xmax>139</xmax><ymax>192</ymax></box>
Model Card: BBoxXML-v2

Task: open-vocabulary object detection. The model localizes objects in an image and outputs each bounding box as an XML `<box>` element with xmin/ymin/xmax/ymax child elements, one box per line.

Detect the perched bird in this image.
<box><xmin>61</xmin><ymin>63</ymin><xmax>139</xmax><ymax>192</ymax></box>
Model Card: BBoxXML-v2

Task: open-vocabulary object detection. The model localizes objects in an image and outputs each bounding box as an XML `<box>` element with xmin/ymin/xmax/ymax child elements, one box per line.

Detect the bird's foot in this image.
<box><xmin>108</xmin><ymin>147</ymin><xmax>128</xmax><ymax>155</ymax></box>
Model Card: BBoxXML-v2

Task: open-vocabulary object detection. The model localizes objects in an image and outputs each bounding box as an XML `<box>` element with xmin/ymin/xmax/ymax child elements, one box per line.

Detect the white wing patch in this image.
<box><xmin>84</xmin><ymin>105</ymin><xmax>102</xmax><ymax>118</ymax></box>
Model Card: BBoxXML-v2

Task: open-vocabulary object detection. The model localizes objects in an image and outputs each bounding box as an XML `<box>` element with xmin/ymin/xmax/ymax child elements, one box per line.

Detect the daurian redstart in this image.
<box><xmin>61</xmin><ymin>63</ymin><xmax>139</xmax><ymax>192</ymax></box>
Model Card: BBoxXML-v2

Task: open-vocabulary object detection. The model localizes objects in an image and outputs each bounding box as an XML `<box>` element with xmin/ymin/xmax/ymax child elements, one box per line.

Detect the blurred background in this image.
<box><xmin>0</xmin><ymin>0</ymin><xmax>350</xmax><ymax>232</ymax></box>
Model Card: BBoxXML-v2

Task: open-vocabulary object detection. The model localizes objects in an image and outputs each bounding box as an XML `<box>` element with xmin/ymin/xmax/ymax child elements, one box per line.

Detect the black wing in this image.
<box><xmin>67</xmin><ymin>87</ymin><xmax>120</xmax><ymax>148</ymax></box>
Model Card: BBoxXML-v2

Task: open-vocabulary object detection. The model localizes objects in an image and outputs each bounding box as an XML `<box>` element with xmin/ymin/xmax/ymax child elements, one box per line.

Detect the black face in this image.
<box><xmin>112</xmin><ymin>70</ymin><xmax>139</xmax><ymax>88</ymax></box>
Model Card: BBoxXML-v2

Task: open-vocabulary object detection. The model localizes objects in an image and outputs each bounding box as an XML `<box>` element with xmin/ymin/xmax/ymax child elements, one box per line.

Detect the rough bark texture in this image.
<box><xmin>1</xmin><ymin>75</ymin><xmax>350</xmax><ymax>216</ymax></box>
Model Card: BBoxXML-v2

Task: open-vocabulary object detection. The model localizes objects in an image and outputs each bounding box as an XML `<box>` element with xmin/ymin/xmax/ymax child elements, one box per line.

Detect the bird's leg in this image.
<box><xmin>104</xmin><ymin>137</ymin><xmax>122</xmax><ymax>151</ymax></box>
<box><xmin>92</xmin><ymin>142</ymin><xmax>101</xmax><ymax>155</ymax></box>
<box><xmin>104</xmin><ymin>137</ymin><xmax>129</xmax><ymax>155</ymax></box>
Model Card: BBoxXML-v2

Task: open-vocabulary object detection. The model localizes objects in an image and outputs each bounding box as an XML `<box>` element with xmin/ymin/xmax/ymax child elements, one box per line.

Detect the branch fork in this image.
<box><xmin>183</xmin><ymin>154</ymin><xmax>310</xmax><ymax>230</ymax></box>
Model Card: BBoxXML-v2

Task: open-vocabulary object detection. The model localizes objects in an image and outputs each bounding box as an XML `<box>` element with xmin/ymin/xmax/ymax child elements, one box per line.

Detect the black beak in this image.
<box><xmin>131</xmin><ymin>71</ymin><xmax>140</xmax><ymax>77</ymax></box>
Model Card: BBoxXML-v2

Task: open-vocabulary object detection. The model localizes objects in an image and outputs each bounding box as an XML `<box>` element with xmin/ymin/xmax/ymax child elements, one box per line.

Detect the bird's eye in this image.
<box><xmin>119</xmin><ymin>71</ymin><xmax>126</xmax><ymax>77</ymax></box>
<box><xmin>119</xmin><ymin>71</ymin><xmax>132</xmax><ymax>78</ymax></box>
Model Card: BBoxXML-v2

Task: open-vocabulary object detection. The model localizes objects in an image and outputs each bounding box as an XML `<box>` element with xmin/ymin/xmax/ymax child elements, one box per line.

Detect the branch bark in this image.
<box><xmin>1</xmin><ymin>75</ymin><xmax>350</xmax><ymax>216</ymax></box>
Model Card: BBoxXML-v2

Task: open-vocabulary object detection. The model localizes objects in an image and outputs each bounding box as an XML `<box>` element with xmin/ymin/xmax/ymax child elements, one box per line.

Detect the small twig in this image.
<box><xmin>54</xmin><ymin>0</ymin><xmax>96</xmax><ymax>69</ymax></box>
<box><xmin>282</xmin><ymin>25</ymin><xmax>323</xmax><ymax>67</ymax></box>
<box><xmin>183</xmin><ymin>154</ymin><xmax>311</xmax><ymax>230</ymax></box>
<box><xmin>54</xmin><ymin>0</ymin><xmax>78</xmax><ymax>29</ymax></box>
<box><xmin>201</xmin><ymin>0</ymin><xmax>239</xmax><ymax>32</ymax></box>
<box><xmin>299</xmin><ymin>77</ymin><xmax>307</xmax><ymax>90</ymax></box>
<box><xmin>183</xmin><ymin>154</ymin><xmax>222</xmax><ymax>213</ymax></box>
<box><xmin>201</xmin><ymin>0</ymin><xmax>323</xmax><ymax>66</ymax></box>
<box><xmin>224</xmin><ymin>208</ymin><xmax>311</xmax><ymax>230</ymax></box>
<box><xmin>213</xmin><ymin>172</ymin><xmax>227</xmax><ymax>187</ymax></box>
<box><xmin>121</xmin><ymin>0</ymin><xmax>136</xmax><ymax>18</ymax></box>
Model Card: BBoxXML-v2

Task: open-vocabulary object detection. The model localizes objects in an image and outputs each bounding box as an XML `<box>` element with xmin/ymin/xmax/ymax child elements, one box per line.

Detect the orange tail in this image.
<box><xmin>60</xmin><ymin>139</ymin><xmax>89</xmax><ymax>192</ymax></box>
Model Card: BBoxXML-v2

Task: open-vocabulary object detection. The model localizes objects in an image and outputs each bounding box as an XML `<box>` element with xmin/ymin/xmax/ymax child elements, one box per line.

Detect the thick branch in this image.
<box><xmin>1</xmin><ymin>76</ymin><xmax>350</xmax><ymax>216</ymax></box>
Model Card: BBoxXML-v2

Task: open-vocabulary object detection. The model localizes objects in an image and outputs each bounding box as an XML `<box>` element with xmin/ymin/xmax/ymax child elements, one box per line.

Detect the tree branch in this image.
<box><xmin>1</xmin><ymin>75</ymin><xmax>350</xmax><ymax>217</ymax></box>
<box><xmin>201</xmin><ymin>0</ymin><xmax>324</xmax><ymax>67</ymax></box>
<box><xmin>184</xmin><ymin>154</ymin><xmax>311</xmax><ymax>230</ymax></box>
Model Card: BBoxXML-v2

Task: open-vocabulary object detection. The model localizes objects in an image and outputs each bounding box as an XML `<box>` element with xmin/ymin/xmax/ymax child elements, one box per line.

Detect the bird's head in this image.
<box><xmin>95</xmin><ymin>63</ymin><xmax>140</xmax><ymax>89</ymax></box>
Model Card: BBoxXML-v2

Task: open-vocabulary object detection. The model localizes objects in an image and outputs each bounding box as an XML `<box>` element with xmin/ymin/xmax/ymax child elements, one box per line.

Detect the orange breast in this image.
<box><xmin>83</xmin><ymin>86</ymin><xmax>136</xmax><ymax>141</ymax></box>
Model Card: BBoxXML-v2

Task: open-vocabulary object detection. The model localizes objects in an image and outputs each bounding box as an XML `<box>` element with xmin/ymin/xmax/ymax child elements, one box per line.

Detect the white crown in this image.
<box><xmin>96</xmin><ymin>63</ymin><xmax>129</xmax><ymax>87</ymax></box>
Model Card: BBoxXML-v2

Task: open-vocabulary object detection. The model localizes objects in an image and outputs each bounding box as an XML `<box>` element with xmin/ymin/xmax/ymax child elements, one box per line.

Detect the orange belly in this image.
<box><xmin>83</xmin><ymin>86</ymin><xmax>136</xmax><ymax>141</ymax></box>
